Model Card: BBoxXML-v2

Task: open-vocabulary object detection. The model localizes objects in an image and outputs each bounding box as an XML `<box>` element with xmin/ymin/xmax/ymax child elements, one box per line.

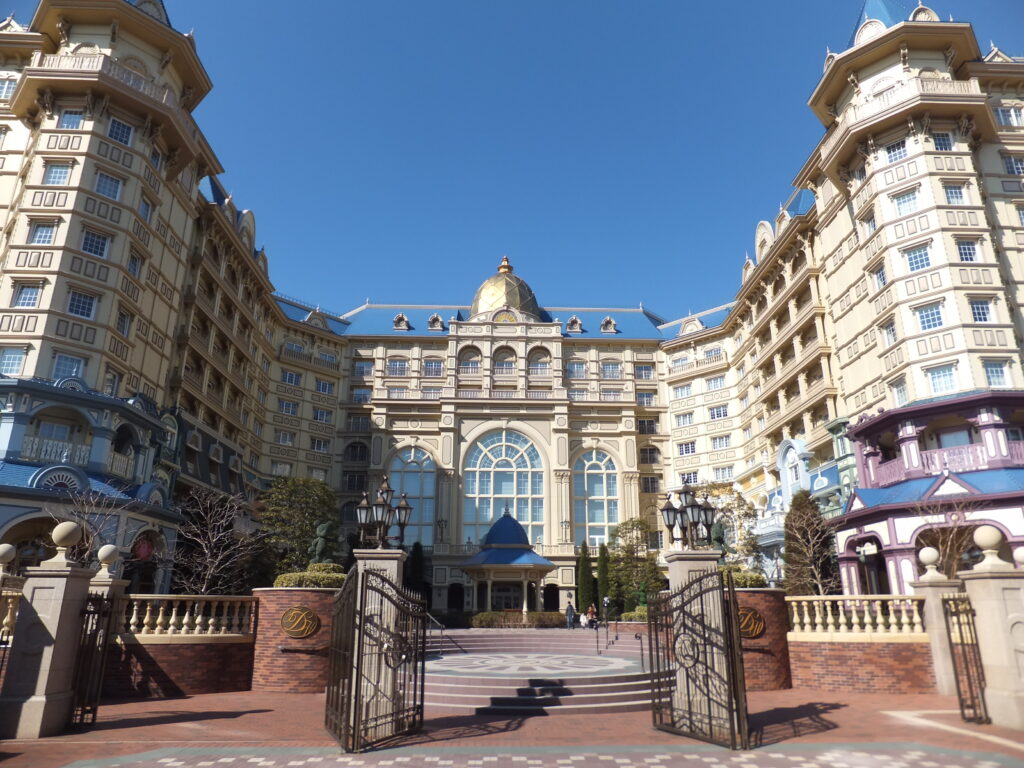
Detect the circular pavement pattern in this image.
<box><xmin>426</xmin><ymin>652</ymin><xmax>638</xmax><ymax>677</ymax></box>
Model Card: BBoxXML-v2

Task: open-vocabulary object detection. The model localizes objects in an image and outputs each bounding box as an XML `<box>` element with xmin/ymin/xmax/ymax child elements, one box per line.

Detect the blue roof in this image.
<box><xmin>854</xmin><ymin>469</ymin><xmax>1024</xmax><ymax>510</ymax></box>
<box><xmin>0</xmin><ymin>462</ymin><xmax>132</xmax><ymax>500</ymax></box>
<box><xmin>855</xmin><ymin>476</ymin><xmax>937</xmax><ymax>508</ymax></box>
<box><xmin>785</xmin><ymin>188</ymin><xmax>816</xmax><ymax>217</ymax></box>
<box><xmin>483</xmin><ymin>514</ymin><xmax>531</xmax><ymax>547</ymax></box>
<box><xmin>274</xmin><ymin>297</ymin><xmax>351</xmax><ymax>336</ymax></box>
<box><xmin>460</xmin><ymin>547</ymin><xmax>555</xmax><ymax>568</ymax></box>
<box><xmin>848</xmin><ymin>0</ymin><xmax>914</xmax><ymax>46</ymax></box>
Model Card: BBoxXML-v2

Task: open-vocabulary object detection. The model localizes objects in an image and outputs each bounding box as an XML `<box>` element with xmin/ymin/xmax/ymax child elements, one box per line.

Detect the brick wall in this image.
<box><xmin>736</xmin><ymin>589</ymin><xmax>791</xmax><ymax>691</ymax></box>
<box><xmin>789</xmin><ymin>639</ymin><xmax>937</xmax><ymax>693</ymax></box>
<box><xmin>103</xmin><ymin>639</ymin><xmax>254</xmax><ymax>699</ymax></box>
<box><xmin>251</xmin><ymin>588</ymin><xmax>337</xmax><ymax>693</ymax></box>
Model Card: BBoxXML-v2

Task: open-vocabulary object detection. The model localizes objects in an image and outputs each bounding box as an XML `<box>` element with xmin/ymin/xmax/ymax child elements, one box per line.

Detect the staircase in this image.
<box><xmin>423</xmin><ymin>627</ymin><xmax>656</xmax><ymax>715</ymax></box>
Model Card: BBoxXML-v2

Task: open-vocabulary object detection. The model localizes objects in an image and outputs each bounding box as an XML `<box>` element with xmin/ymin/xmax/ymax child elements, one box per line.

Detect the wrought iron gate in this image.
<box><xmin>69</xmin><ymin>594</ymin><xmax>115</xmax><ymax>727</ymax></box>
<box><xmin>647</xmin><ymin>570</ymin><xmax>748</xmax><ymax>750</ymax></box>
<box><xmin>325</xmin><ymin>568</ymin><xmax>427</xmax><ymax>753</ymax></box>
<box><xmin>941</xmin><ymin>593</ymin><xmax>989</xmax><ymax>724</ymax></box>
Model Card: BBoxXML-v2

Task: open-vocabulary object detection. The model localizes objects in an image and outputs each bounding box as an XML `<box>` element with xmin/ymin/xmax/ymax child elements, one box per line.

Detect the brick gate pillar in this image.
<box><xmin>735</xmin><ymin>588</ymin><xmax>791</xmax><ymax>690</ymax></box>
<box><xmin>251</xmin><ymin>588</ymin><xmax>338</xmax><ymax>693</ymax></box>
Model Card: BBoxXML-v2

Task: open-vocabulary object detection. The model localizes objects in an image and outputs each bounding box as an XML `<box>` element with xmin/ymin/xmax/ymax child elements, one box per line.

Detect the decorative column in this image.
<box><xmin>896</xmin><ymin>421</ymin><xmax>924</xmax><ymax>477</ymax></box>
<box><xmin>908</xmin><ymin>546</ymin><xmax>960</xmax><ymax>696</ymax></box>
<box><xmin>665</xmin><ymin>549</ymin><xmax>721</xmax><ymax>592</ymax></box>
<box><xmin>521</xmin><ymin>578</ymin><xmax>528</xmax><ymax>615</ymax></box>
<box><xmin>0</xmin><ymin>522</ymin><xmax>94</xmax><ymax>739</ymax></box>
<box><xmin>554</xmin><ymin>470</ymin><xmax>572</xmax><ymax>542</ymax></box>
<box><xmin>86</xmin><ymin>427</ymin><xmax>114</xmax><ymax>474</ymax></box>
<box><xmin>486</xmin><ymin>578</ymin><xmax>492</xmax><ymax>611</ymax></box>
<box><xmin>959</xmin><ymin>526</ymin><xmax>1024</xmax><ymax>729</ymax></box>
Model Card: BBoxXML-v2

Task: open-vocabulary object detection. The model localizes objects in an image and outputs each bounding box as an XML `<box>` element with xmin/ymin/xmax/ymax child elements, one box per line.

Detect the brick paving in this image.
<box><xmin>0</xmin><ymin>689</ymin><xmax>1020</xmax><ymax>768</ymax></box>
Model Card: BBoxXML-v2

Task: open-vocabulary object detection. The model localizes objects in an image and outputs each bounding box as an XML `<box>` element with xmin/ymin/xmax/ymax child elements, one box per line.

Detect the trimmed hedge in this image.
<box><xmin>621</xmin><ymin>606</ymin><xmax>647</xmax><ymax>622</ymax></box>
<box><xmin>730</xmin><ymin>571</ymin><xmax>768</xmax><ymax>588</ymax></box>
<box><xmin>471</xmin><ymin>611</ymin><xmax>565</xmax><ymax>628</ymax></box>
<box><xmin>274</xmin><ymin>562</ymin><xmax>346</xmax><ymax>588</ymax></box>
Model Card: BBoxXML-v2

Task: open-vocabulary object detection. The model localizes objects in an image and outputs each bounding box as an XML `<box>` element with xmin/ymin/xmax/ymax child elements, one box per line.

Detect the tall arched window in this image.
<box><xmin>388</xmin><ymin>447</ymin><xmax>436</xmax><ymax>545</ymax></box>
<box><xmin>573</xmin><ymin>450</ymin><xmax>619</xmax><ymax>546</ymax></box>
<box><xmin>463</xmin><ymin>429</ymin><xmax>543</xmax><ymax>544</ymax></box>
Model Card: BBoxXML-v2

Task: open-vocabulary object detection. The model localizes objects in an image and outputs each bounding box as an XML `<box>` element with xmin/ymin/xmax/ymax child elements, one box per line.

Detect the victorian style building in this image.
<box><xmin>0</xmin><ymin>0</ymin><xmax>1021</xmax><ymax>602</ymax></box>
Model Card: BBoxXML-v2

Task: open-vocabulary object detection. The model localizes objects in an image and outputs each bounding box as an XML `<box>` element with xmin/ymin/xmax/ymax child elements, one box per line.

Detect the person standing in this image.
<box><xmin>565</xmin><ymin>600</ymin><xmax>576</xmax><ymax>630</ymax></box>
<box><xmin>586</xmin><ymin>603</ymin><xmax>598</xmax><ymax>629</ymax></box>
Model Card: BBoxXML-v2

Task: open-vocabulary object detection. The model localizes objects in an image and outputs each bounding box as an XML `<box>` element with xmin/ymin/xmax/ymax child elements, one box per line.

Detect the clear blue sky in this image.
<box><xmin>14</xmin><ymin>1</ymin><xmax>1024</xmax><ymax>319</ymax></box>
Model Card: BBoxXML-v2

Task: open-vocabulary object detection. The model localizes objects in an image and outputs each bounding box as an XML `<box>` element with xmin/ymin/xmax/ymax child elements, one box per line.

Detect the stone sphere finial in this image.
<box><xmin>95</xmin><ymin>543</ymin><xmax>119</xmax><ymax>579</ymax></box>
<box><xmin>0</xmin><ymin>542</ymin><xmax>15</xmax><ymax>570</ymax></box>
<box><xmin>51</xmin><ymin>521</ymin><xmax>82</xmax><ymax>549</ymax></box>
<box><xmin>1014</xmin><ymin>547</ymin><xmax>1024</xmax><ymax>567</ymax></box>
<box><xmin>916</xmin><ymin>546</ymin><xmax>944</xmax><ymax>582</ymax></box>
<box><xmin>973</xmin><ymin>525</ymin><xmax>1009</xmax><ymax>571</ymax></box>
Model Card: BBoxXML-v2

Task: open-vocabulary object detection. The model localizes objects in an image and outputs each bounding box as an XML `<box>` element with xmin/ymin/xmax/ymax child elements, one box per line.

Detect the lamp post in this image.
<box><xmin>355</xmin><ymin>475</ymin><xmax>414</xmax><ymax>549</ymax></box>
<box><xmin>436</xmin><ymin>518</ymin><xmax>448</xmax><ymax>544</ymax></box>
<box><xmin>661</xmin><ymin>485</ymin><xmax>722</xmax><ymax>550</ymax></box>
<box><xmin>560</xmin><ymin>519</ymin><xmax>571</xmax><ymax>544</ymax></box>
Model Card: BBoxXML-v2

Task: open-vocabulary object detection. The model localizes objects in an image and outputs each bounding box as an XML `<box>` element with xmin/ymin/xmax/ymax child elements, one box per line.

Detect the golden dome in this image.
<box><xmin>469</xmin><ymin>256</ymin><xmax>541</xmax><ymax>320</ymax></box>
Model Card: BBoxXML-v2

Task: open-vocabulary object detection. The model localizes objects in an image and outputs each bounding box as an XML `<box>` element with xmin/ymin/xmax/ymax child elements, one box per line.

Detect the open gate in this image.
<box><xmin>69</xmin><ymin>593</ymin><xmax>115</xmax><ymax>727</ymax></box>
<box><xmin>647</xmin><ymin>570</ymin><xmax>748</xmax><ymax>750</ymax></box>
<box><xmin>941</xmin><ymin>592</ymin><xmax>989</xmax><ymax>724</ymax></box>
<box><xmin>325</xmin><ymin>568</ymin><xmax>427</xmax><ymax>753</ymax></box>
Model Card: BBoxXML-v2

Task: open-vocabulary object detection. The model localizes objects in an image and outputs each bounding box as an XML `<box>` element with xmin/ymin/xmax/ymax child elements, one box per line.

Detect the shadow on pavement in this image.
<box><xmin>387</xmin><ymin>713</ymin><xmax>528</xmax><ymax>746</ymax></box>
<box><xmin>71</xmin><ymin>708</ymin><xmax>274</xmax><ymax>732</ymax></box>
<box><xmin>748</xmin><ymin>701</ymin><xmax>845</xmax><ymax>747</ymax></box>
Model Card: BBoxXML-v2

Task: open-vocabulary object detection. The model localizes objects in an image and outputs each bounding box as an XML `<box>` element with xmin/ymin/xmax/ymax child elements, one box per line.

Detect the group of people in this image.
<box><xmin>564</xmin><ymin>600</ymin><xmax>598</xmax><ymax>630</ymax></box>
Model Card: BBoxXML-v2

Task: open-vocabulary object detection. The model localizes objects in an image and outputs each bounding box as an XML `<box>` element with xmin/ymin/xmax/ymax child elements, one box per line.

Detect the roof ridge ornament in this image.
<box><xmin>498</xmin><ymin>255</ymin><xmax>513</xmax><ymax>274</ymax></box>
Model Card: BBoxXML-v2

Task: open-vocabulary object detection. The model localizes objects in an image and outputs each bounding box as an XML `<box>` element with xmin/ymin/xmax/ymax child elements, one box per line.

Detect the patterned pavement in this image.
<box><xmin>425</xmin><ymin>653</ymin><xmax>640</xmax><ymax>676</ymax></box>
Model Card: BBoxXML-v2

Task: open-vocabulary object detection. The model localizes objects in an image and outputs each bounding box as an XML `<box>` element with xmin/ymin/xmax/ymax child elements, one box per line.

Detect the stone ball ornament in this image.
<box><xmin>97</xmin><ymin>544</ymin><xmax>119</xmax><ymax>565</ymax></box>
<box><xmin>917</xmin><ymin>546</ymin><xmax>939</xmax><ymax>568</ymax></box>
<box><xmin>1014</xmin><ymin>547</ymin><xmax>1024</xmax><ymax>567</ymax></box>
<box><xmin>51</xmin><ymin>520</ymin><xmax>83</xmax><ymax>548</ymax></box>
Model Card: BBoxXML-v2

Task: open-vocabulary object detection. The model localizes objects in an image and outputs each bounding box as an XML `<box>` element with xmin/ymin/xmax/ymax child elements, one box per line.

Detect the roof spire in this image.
<box><xmin>498</xmin><ymin>255</ymin><xmax>513</xmax><ymax>274</ymax></box>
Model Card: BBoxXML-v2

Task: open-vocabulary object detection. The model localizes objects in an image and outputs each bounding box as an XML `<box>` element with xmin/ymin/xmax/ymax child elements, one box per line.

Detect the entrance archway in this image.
<box><xmin>853</xmin><ymin>537</ymin><xmax>890</xmax><ymax>594</ymax></box>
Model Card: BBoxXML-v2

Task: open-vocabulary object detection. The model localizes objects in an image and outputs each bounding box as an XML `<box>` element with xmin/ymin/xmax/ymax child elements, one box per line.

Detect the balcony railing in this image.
<box><xmin>29</xmin><ymin>52</ymin><xmax>180</xmax><ymax>109</ymax></box>
<box><xmin>458</xmin><ymin>363</ymin><xmax>481</xmax><ymax>374</ymax></box>
<box><xmin>873</xmin><ymin>442</ymin><xmax>1013</xmax><ymax>487</ymax></box>
<box><xmin>120</xmin><ymin>595</ymin><xmax>254</xmax><ymax>636</ymax></box>
<box><xmin>493</xmin><ymin>363</ymin><xmax>516</xmax><ymax>375</ymax></box>
<box><xmin>21</xmin><ymin>436</ymin><xmax>91</xmax><ymax>465</ymax></box>
<box><xmin>786</xmin><ymin>595</ymin><xmax>925</xmax><ymax>638</ymax></box>
<box><xmin>528</xmin><ymin>364</ymin><xmax>551</xmax><ymax>376</ymax></box>
<box><xmin>107</xmin><ymin>451</ymin><xmax>133</xmax><ymax>479</ymax></box>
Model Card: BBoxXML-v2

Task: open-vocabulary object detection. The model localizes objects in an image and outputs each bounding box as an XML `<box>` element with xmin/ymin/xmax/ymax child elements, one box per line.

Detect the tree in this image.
<box><xmin>576</xmin><ymin>542</ymin><xmax>595</xmax><ymax>612</ymax></box>
<box><xmin>405</xmin><ymin>541</ymin><xmax>429</xmax><ymax>599</ymax></box>
<box><xmin>259</xmin><ymin>477</ymin><xmax>338</xmax><ymax>574</ymax></box>
<box><xmin>597</xmin><ymin>543</ymin><xmax>610</xmax><ymax>616</ymax></box>
<box><xmin>45</xmin><ymin>490</ymin><xmax>133</xmax><ymax>567</ymax></box>
<box><xmin>911</xmin><ymin>497</ymin><xmax>985</xmax><ymax>579</ymax></box>
<box><xmin>172</xmin><ymin>489</ymin><xmax>268</xmax><ymax>595</ymax></box>
<box><xmin>608</xmin><ymin>518</ymin><xmax>665</xmax><ymax>612</ymax></box>
<box><xmin>783</xmin><ymin>489</ymin><xmax>839</xmax><ymax>595</ymax></box>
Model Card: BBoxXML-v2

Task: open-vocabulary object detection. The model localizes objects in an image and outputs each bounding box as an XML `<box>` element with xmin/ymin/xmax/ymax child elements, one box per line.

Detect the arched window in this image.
<box><xmin>463</xmin><ymin>429</ymin><xmax>543</xmax><ymax>544</ymax></box>
<box><xmin>573</xmin><ymin>450</ymin><xmax>619</xmax><ymax>546</ymax></box>
<box><xmin>389</xmin><ymin>447</ymin><xmax>436</xmax><ymax>545</ymax></box>
<box><xmin>493</xmin><ymin>347</ymin><xmax>516</xmax><ymax>375</ymax></box>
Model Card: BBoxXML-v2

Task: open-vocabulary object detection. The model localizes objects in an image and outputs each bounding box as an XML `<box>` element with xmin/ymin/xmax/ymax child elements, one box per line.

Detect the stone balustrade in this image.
<box><xmin>119</xmin><ymin>594</ymin><xmax>254</xmax><ymax>639</ymax></box>
<box><xmin>786</xmin><ymin>595</ymin><xmax>925</xmax><ymax>640</ymax></box>
<box><xmin>1</xmin><ymin>588</ymin><xmax>20</xmax><ymax>637</ymax></box>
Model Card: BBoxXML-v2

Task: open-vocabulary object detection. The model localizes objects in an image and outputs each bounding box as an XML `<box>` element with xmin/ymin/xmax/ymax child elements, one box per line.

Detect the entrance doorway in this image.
<box><xmin>447</xmin><ymin>583</ymin><xmax>464</xmax><ymax>612</ymax></box>
<box><xmin>854</xmin><ymin>539</ymin><xmax>890</xmax><ymax>594</ymax></box>
<box><xmin>543</xmin><ymin>583</ymin><xmax>559</xmax><ymax>611</ymax></box>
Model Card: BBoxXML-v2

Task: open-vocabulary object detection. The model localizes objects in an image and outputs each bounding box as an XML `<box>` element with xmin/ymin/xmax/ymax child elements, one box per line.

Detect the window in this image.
<box><xmin>149</xmin><ymin>148</ymin><xmax>162</xmax><ymax>170</ymax></box>
<box><xmin>635</xmin><ymin>364</ymin><xmax>654</xmax><ymax>380</ymax></box>
<box><xmin>0</xmin><ymin>79</ymin><xmax>14</xmax><ymax>99</ymax></box>
<box><xmin>1004</xmin><ymin>156</ymin><xmax>1024</xmax><ymax>175</ymax></box>
<box><xmin>42</xmin><ymin>163</ymin><xmax>71</xmax><ymax>185</ymax></box>
<box><xmin>568</xmin><ymin>389</ymin><xmax>586</xmax><ymax>401</ymax></box>
<box><xmin>995</xmin><ymin>106</ymin><xmax>1024</xmax><ymax>127</ymax></box>
<box><xmin>711</xmin><ymin>435</ymin><xmax>731</xmax><ymax>450</ymax></box>
<box><xmin>315</xmin><ymin>379</ymin><xmax>334</xmax><ymax>395</ymax></box>
<box><xmin>894</xmin><ymin>189</ymin><xmax>918</xmax><ymax>216</ymax></box>
<box><xmin>672</xmin><ymin>383</ymin><xmax>692</xmax><ymax>399</ymax></box>
<box><xmin>713</xmin><ymin>466</ymin><xmax>734</xmax><ymax>482</ymax></box>
<box><xmin>353</xmin><ymin>360</ymin><xmax>374</xmax><ymax>376</ymax></box>
<box><xmin>310</xmin><ymin>437</ymin><xmax>330</xmax><ymax>453</ymax></box>
<box><xmin>95</xmin><ymin>172</ymin><xmax>122</xmax><ymax>200</ymax></box>
<box><xmin>932</xmin><ymin>132</ymin><xmax>953</xmax><ymax>151</ymax></box>
<box><xmin>107</xmin><ymin>118</ymin><xmax>133</xmax><ymax>146</ymax></box>
<box><xmin>254</xmin><ymin>421</ymin><xmax>263</xmax><ymax>437</ymax></box>
<box><xmin>271</xmin><ymin>462</ymin><xmax>292</xmax><ymax>477</ymax></box>
<box><xmin>463</xmin><ymin>429</ymin><xmax>544</xmax><ymax>544</ymax></box>
<box><xmin>743</xmin><ymin>427</ymin><xmax>752</xmax><ymax>440</ymax></box>
<box><xmin>873</xmin><ymin>265</ymin><xmax>887</xmax><ymax>290</ymax></box>
<box><xmin>81</xmin><ymin>230</ymin><xmax>110</xmax><ymax>258</ymax></box>
<box><xmin>319</xmin><ymin>351</ymin><xmax>337</xmax><ymax>364</ymax></box>
<box><xmin>58</xmin><ymin>110</ymin><xmax>83</xmax><ymax>130</ymax></box>
<box><xmin>423</xmin><ymin>387</ymin><xmax>442</xmax><ymax>399</ymax></box>
<box><xmin>679</xmin><ymin>472</ymin><xmax>699</xmax><ymax>485</ymax></box>
<box><xmin>956</xmin><ymin>240</ymin><xmax>978</xmax><ymax>262</ymax></box>
<box><xmin>600</xmin><ymin>362</ymin><xmax>622</xmax><ymax>379</ymax></box>
<box><xmin>675</xmin><ymin>412</ymin><xmax>694</xmax><ymax>427</ymax></box>
<box><xmin>390</xmin><ymin>447</ymin><xmax>437</xmax><ymax>545</ymax></box>
<box><xmin>707</xmin><ymin>376</ymin><xmax>726</xmax><ymax>391</ymax></box>
<box><xmin>281</xmin><ymin>369</ymin><xmax>301</xmax><ymax>386</ymax></box>
<box><xmin>970</xmin><ymin>299</ymin><xmax>993</xmax><ymax>323</ymax></box>
<box><xmin>566</xmin><ymin>361</ymin><xmax>587</xmax><ymax>379</ymax></box>
<box><xmin>29</xmin><ymin>222</ymin><xmax>55</xmax><ymax>245</ymax></box>
<box><xmin>678</xmin><ymin>441</ymin><xmax>696</xmax><ymax>456</ymax></box>
<box><xmin>943</xmin><ymin>184</ymin><xmax>965</xmax><ymax>206</ymax></box>
<box><xmin>278</xmin><ymin>399</ymin><xmax>299</xmax><ymax>416</ymax></box>
<box><xmin>345</xmin><ymin>473</ymin><xmax>368</xmax><ymax>492</ymax></box>
<box><xmin>274</xmin><ymin>430</ymin><xmax>296</xmax><ymax>446</ymax></box>
<box><xmin>348</xmin><ymin>415</ymin><xmax>370</xmax><ymax>432</ymax></box>
<box><xmin>705</xmin><ymin>348</ymin><xmax>722</xmax><ymax>360</ymax></box>
<box><xmin>1019</xmin><ymin>206</ymin><xmax>1024</xmax><ymax>227</ymax></box>
<box><xmin>53</xmin><ymin>353</ymin><xmax>84</xmax><ymax>379</ymax></box>
<box><xmin>423</xmin><ymin>359</ymin><xmax>444</xmax><ymax>377</ymax></box>
<box><xmin>386</xmin><ymin>359</ymin><xmax>408</xmax><ymax>376</ymax></box>
<box><xmin>905</xmin><ymin>245</ymin><xmax>931</xmax><ymax>272</ymax></box>
<box><xmin>709</xmin><ymin>405</ymin><xmax>729</xmax><ymax>420</ymax></box>
<box><xmin>309</xmin><ymin>468</ymin><xmax>327</xmax><ymax>482</ymax></box>
<box><xmin>313</xmin><ymin>408</ymin><xmax>333</xmax><ymax>424</ymax></box>
<box><xmin>916</xmin><ymin>302</ymin><xmax>944</xmax><ymax>331</ymax></box>
<box><xmin>0</xmin><ymin>348</ymin><xmax>25</xmax><ymax>375</ymax></box>
<box><xmin>984</xmin><ymin>360</ymin><xmax>1008</xmax><ymax>387</ymax></box>
<box><xmin>352</xmin><ymin>387</ymin><xmax>371</xmax><ymax>403</ymax></box>
<box><xmin>573</xmin><ymin>449</ymin><xmax>619</xmax><ymax>547</ymax></box>
<box><xmin>12</xmin><ymin>284</ymin><xmax>40</xmax><ymax>308</ymax></box>
<box><xmin>66</xmin><ymin>290</ymin><xmax>95</xmax><ymax>319</ymax></box>
<box><xmin>881</xmin><ymin>320</ymin><xmax>897</xmax><ymax>346</ymax></box>
<box><xmin>638</xmin><ymin>419</ymin><xmax>657</xmax><ymax>434</ymax></box>
<box><xmin>635</xmin><ymin>391</ymin><xmax>655</xmax><ymax>406</ymax></box>
<box><xmin>862</xmin><ymin>213</ymin><xmax>877</xmax><ymax>236</ymax></box>
<box><xmin>928</xmin><ymin>364</ymin><xmax>956</xmax><ymax>394</ymax></box>
<box><xmin>138</xmin><ymin>197</ymin><xmax>153</xmax><ymax>223</ymax></box>
<box><xmin>890</xmin><ymin>378</ymin><xmax>909</xmax><ymax>406</ymax></box>
<box><xmin>886</xmin><ymin>139</ymin><xmax>907</xmax><ymax>164</ymax></box>
<box><xmin>115</xmin><ymin>310</ymin><xmax>133</xmax><ymax>337</ymax></box>
<box><xmin>639</xmin><ymin>446</ymin><xmax>660</xmax><ymax>464</ymax></box>
<box><xmin>640</xmin><ymin>476</ymin><xmax>660</xmax><ymax>493</ymax></box>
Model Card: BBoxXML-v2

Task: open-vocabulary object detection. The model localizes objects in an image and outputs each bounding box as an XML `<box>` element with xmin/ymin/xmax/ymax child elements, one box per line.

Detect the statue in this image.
<box><xmin>710</xmin><ymin>522</ymin><xmax>735</xmax><ymax>554</ymax></box>
<box><xmin>307</xmin><ymin>522</ymin><xmax>334</xmax><ymax>564</ymax></box>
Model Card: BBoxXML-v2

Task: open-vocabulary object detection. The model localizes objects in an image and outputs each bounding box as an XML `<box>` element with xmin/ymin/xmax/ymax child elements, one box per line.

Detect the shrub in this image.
<box><xmin>620</xmin><ymin>606</ymin><xmax>647</xmax><ymax>622</ymax></box>
<box><xmin>470</xmin><ymin>611</ymin><xmax>565</xmax><ymax>628</ymax></box>
<box><xmin>307</xmin><ymin>563</ymin><xmax>344</xmax><ymax>574</ymax></box>
<box><xmin>731</xmin><ymin>571</ymin><xmax>768</xmax><ymax>588</ymax></box>
<box><xmin>273</xmin><ymin>565</ymin><xmax>346</xmax><ymax>588</ymax></box>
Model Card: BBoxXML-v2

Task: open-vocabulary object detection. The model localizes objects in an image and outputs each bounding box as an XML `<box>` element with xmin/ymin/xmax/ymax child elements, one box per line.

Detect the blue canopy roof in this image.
<box><xmin>483</xmin><ymin>513</ymin><xmax>531</xmax><ymax>547</ymax></box>
<box><xmin>459</xmin><ymin>511</ymin><xmax>555</xmax><ymax>570</ymax></box>
<box><xmin>460</xmin><ymin>547</ymin><xmax>556</xmax><ymax>568</ymax></box>
<box><xmin>852</xmin><ymin>468</ymin><xmax>1024</xmax><ymax>511</ymax></box>
<box><xmin>848</xmin><ymin>0</ymin><xmax>915</xmax><ymax>47</ymax></box>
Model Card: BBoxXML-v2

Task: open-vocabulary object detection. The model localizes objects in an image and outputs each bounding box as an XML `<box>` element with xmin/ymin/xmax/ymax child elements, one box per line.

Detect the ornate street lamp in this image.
<box><xmin>661</xmin><ymin>485</ymin><xmax>723</xmax><ymax>551</ymax></box>
<box><xmin>436</xmin><ymin>518</ymin><xmax>448</xmax><ymax>543</ymax></box>
<box><xmin>356</xmin><ymin>475</ymin><xmax>414</xmax><ymax>549</ymax></box>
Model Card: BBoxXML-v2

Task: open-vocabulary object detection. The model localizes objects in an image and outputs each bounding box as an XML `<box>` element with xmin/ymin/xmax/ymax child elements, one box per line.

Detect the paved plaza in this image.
<box><xmin>1</xmin><ymin>690</ymin><xmax>1022</xmax><ymax>768</ymax></box>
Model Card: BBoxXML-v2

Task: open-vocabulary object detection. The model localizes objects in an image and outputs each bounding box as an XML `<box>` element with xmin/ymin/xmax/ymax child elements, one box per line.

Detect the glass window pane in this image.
<box><xmin>587</xmin><ymin>474</ymin><xmax>604</xmax><ymax>496</ymax></box>
<box><xmin>532</xmin><ymin>472</ymin><xmax>543</xmax><ymax>494</ymax></box>
<box><xmin>531</xmin><ymin>499</ymin><xmax>543</xmax><ymax>522</ymax></box>
<box><xmin>495</xmin><ymin>470</ymin><xmax>514</xmax><ymax>495</ymax></box>
<box><xmin>607</xmin><ymin>500</ymin><xmax>619</xmax><ymax>522</ymax></box>
<box><xmin>574</xmin><ymin>500</ymin><xmax>586</xmax><ymax>522</ymax></box>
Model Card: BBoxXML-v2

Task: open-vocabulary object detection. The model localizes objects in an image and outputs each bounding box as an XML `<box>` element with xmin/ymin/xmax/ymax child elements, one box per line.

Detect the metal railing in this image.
<box><xmin>425</xmin><ymin>612</ymin><xmax>466</xmax><ymax>656</ymax></box>
<box><xmin>785</xmin><ymin>595</ymin><xmax>925</xmax><ymax>635</ymax></box>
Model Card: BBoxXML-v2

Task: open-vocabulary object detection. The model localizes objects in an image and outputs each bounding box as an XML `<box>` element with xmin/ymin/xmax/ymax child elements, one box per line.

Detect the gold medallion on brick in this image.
<box><xmin>280</xmin><ymin>605</ymin><xmax>321</xmax><ymax>639</ymax></box>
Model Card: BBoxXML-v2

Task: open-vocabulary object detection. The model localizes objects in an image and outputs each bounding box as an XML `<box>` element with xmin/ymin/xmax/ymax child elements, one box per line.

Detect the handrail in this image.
<box><xmin>425</xmin><ymin>612</ymin><xmax>467</xmax><ymax>655</ymax></box>
<box><xmin>634</xmin><ymin>632</ymin><xmax>645</xmax><ymax>673</ymax></box>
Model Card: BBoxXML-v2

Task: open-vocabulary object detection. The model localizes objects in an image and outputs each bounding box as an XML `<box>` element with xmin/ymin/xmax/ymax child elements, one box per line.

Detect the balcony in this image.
<box><xmin>872</xmin><ymin>442</ymin><xmax>1024</xmax><ymax>489</ymax></box>
<box><xmin>528</xmin><ymin>364</ymin><xmax>551</xmax><ymax>377</ymax></box>
<box><xmin>21</xmin><ymin>437</ymin><xmax>90</xmax><ymax>465</ymax></box>
<box><xmin>668</xmin><ymin>352</ymin><xmax>727</xmax><ymax>377</ymax></box>
<box><xmin>457</xmin><ymin>363</ymin><xmax>481</xmax><ymax>375</ymax></box>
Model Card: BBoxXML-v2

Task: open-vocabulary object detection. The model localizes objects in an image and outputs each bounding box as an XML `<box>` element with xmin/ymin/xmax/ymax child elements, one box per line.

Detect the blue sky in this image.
<box><xmin>14</xmin><ymin>1</ymin><xmax>1024</xmax><ymax>319</ymax></box>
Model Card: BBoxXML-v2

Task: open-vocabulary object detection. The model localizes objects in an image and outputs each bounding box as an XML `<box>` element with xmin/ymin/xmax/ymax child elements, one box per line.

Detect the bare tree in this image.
<box><xmin>911</xmin><ymin>496</ymin><xmax>985</xmax><ymax>579</ymax></box>
<box><xmin>172</xmin><ymin>488</ymin><xmax>267</xmax><ymax>595</ymax></box>
<box><xmin>45</xmin><ymin>490</ymin><xmax>133</xmax><ymax>567</ymax></box>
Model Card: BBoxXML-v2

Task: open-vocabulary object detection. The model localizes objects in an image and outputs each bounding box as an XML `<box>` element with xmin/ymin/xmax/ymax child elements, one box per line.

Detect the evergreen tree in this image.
<box><xmin>597</xmin><ymin>543</ymin><xmax>611</xmax><ymax>617</ymax></box>
<box><xmin>782</xmin><ymin>489</ymin><xmax>840</xmax><ymax>595</ymax></box>
<box><xmin>608</xmin><ymin>518</ymin><xmax>665</xmax><ymax>612</ymax></box>
<box><xmin>405</xmin><ymin>541</ymin><xmax>428</xmax><ymax>599</ymax></box>
<box><xmin>259</xmin><ymin>477</ymin><xmax>339</xmax><ymax>575</ymax></box>
<box><xmin>576</xmin><ymin>542</ymin><xmax>595</xmax><ymax>612</ymax></box>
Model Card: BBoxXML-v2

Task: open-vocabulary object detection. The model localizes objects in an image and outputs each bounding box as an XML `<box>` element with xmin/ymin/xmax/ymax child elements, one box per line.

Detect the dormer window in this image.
<box><xmin>427</xmin><ymin>313</ymin><xmax>444</xmax><ymax>331</ymax></box>
<box><xmin>566</xmin><ymin>316</ymin><xmax>582</xmax><ymax>334</ymax></box>
<box><xmin>600</xmin><ymin>316</ymin><xmax>616</xmax><ymax>334</ymax></box>
<box><xmin>393</xmin><ymin>313</ymin><xmax>410</xmax><ymax>330</ymax></box>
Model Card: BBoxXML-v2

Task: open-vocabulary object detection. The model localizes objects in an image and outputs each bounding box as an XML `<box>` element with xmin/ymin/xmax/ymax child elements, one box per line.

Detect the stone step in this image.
<box><xmin>425</xmin><ymin>677</ymin><xmax>651</xmax><ymax>697</ymax></box>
